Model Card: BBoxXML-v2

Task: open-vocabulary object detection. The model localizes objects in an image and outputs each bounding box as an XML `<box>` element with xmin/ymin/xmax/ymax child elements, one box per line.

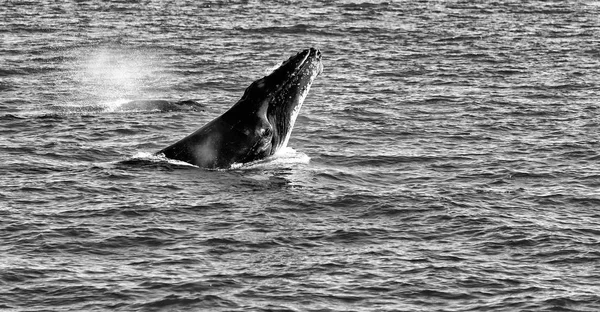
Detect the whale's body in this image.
<box><xmin>157</xmin><ymin>48</ymin><xmax>323</xmax><ymax>169</ymax></box>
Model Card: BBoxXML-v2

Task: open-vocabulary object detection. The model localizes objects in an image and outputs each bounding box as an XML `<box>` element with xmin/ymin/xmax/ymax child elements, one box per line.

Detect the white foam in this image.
<box><xmin>231</xmin><ymin>147</ymin><xmax>310</xmax><ymax>170</ymax></box>
<box><xmin>273</xmin><ymin>146</ymin><xmax>311</xmax><ymax>162</ymax></box>
<box><xmin>132</xmin><ymin>152</ymin><xmax>199</xmax><ymax>167</ymax></box>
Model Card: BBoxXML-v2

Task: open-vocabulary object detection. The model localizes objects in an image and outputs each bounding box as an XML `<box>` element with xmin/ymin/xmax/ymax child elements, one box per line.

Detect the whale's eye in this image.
<box><xmin>261</xmin><ymin>127</ymin><xmax>272</xmax><ymax>137</ymax></box>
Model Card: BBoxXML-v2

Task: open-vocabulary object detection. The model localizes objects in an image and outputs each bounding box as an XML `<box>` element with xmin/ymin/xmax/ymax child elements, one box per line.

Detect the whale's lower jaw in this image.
<box><xmin>268</xmin><ymin>48</ymin><xmax>322</xmax><ymax>154</ymax></box>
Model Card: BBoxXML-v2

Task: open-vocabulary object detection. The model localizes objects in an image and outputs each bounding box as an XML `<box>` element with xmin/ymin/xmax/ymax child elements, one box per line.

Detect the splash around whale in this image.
<box><xmin>156</xmin><ymin>48</ymin><xmax>323</xmax><ymax>169</ymax></box>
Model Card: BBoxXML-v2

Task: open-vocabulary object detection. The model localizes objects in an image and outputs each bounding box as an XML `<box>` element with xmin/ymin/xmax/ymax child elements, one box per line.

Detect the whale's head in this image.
<box><xmin>225</xmin><ymin>48</ymin><xmax>323</xmax><ymax>163</ymax></box>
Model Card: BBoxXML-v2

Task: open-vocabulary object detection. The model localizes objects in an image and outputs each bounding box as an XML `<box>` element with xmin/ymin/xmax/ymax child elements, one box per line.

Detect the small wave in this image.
<box><xmin>47</xmin><ymin>99</ymin><xmax>205</xmax><ymax>114</ymax></box>
<box><xmin>236</xmin><ymin>24</ymin><xmax>311</xmax><ymax>34</ymax></box>
<box><xmin>0</xmin><ymin>114</ymin><xmax>26</xmax><ymax>120</ymax></box>
<box><xmin>139</xmin><ymin>294</ymin><xmax>237</xmax><ymax>311</ymax></box>
<box><xmin>4</xmin><ymin>100</ymin><xmax>204</xmax><ymax>119</ymax></box>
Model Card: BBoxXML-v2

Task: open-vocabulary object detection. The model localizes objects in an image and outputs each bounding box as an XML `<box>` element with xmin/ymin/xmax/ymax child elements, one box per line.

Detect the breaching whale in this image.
<box><xmin>157</xmin><ymin>48</ymin><xmax>323</xmax><ymax>169</ymax></box>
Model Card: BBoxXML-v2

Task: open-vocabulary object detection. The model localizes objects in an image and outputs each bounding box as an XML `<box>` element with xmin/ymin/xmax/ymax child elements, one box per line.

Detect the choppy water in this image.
<box><xmin>2</xmin><ymin>1</ymin><xmax>600</xmax><ymax>311</ymax></box>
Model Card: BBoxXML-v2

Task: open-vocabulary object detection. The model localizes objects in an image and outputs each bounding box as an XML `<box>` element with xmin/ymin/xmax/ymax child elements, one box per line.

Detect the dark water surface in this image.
<box><xmin>2</xmin><ymin>1</ymin><xmax>600</xmax><ymax>311</ymax></box>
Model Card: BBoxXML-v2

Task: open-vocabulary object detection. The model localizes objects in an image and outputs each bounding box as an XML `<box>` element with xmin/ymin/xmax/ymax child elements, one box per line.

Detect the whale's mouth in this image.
<box><xmin>265</xmin><ymin>48</ymin><xmax>323</xmax><ymax>153</ymax></box>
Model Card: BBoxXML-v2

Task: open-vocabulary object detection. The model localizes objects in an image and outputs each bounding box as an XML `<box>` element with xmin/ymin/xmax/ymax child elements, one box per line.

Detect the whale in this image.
<box><xmin>157</xmin><ymin>48</ymin><xmax>323</xmax><ymax>169</ymax></box>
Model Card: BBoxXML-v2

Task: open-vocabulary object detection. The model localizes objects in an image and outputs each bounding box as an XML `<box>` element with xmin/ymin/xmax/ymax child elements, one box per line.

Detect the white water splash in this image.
<box><xmin>65</xmin><ymin>47</ymin><xmax>170</xmax><ymax>107</ymax></box>
<box><xmin>131</xmin><ymin>152</ymin><xmax>199</xmax><ymax>167</ymax></box>
<box><xmin>99</xmin><ymin>99</ymin><xmax>134</xmax><ymax>112</ymax></box>
<box><xmin>231</xmin><ymin>147</ymin><xmax>310</xmax><ymax>170</ymax></box>
<box><xmin>273</xmin><ymin>146</ymin><xmax>311</xmax><ymax>164</ymax></box>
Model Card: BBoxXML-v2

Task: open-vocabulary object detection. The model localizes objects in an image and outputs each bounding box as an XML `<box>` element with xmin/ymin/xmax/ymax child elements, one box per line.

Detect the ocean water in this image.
<box><xmin>1</xmin><ymin>1</ymin><xmax>600</xmax><ymax>311</ymax></box>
